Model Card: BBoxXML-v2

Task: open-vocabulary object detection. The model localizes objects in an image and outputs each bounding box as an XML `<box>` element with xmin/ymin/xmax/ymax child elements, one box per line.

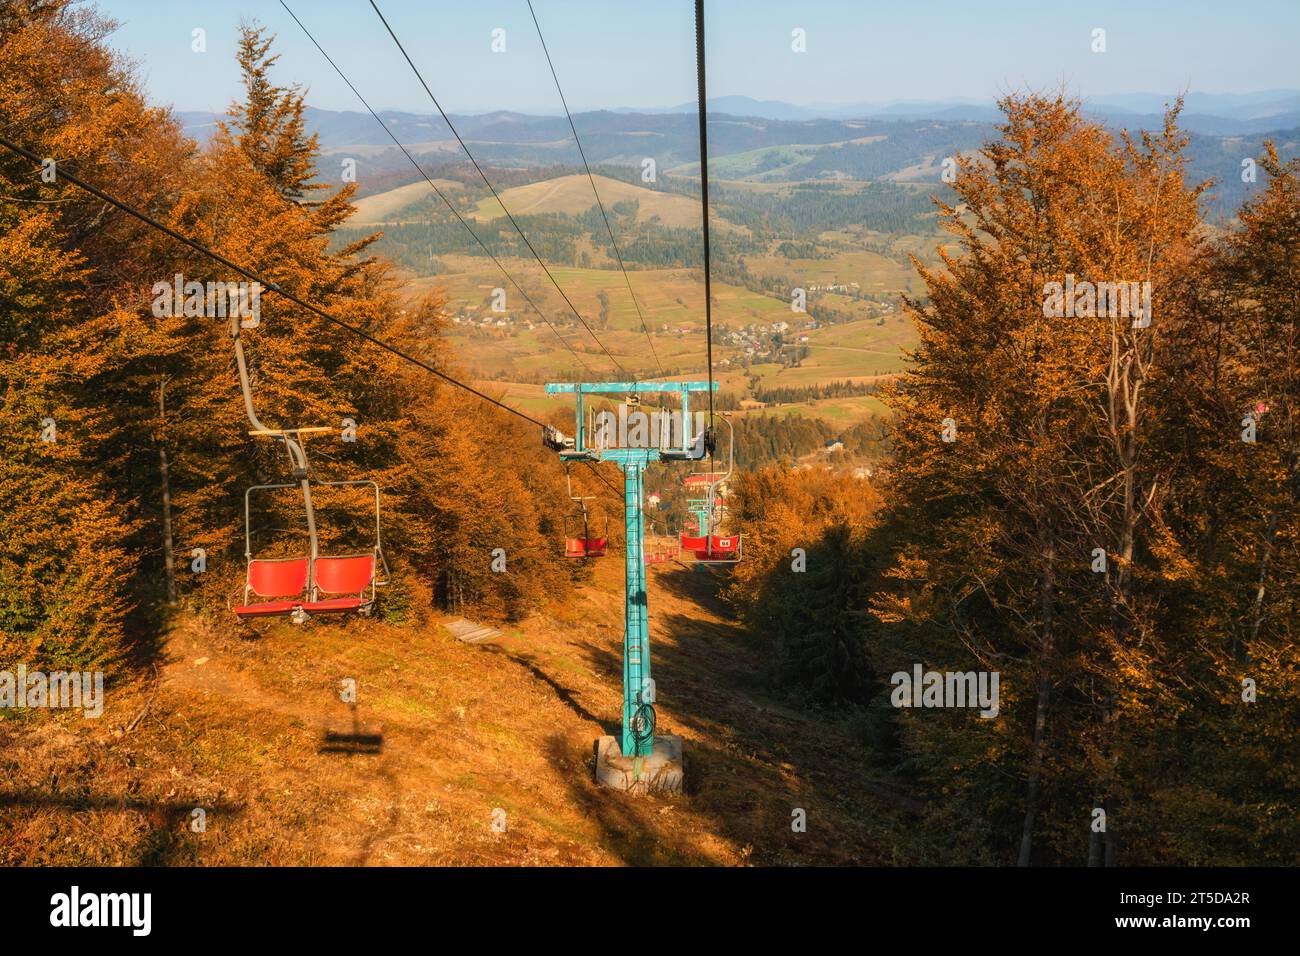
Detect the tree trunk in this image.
<box><xmin>1247</xmin><ymin>450</ymin><xmax>1299</xmax><ymax>650</ymax></box>
<box><xmin>158</xmin><ymin>377</ymin><xmax>177</xmax><ymax>606</ymax></box>
<box><xmin>1017</xmin><ymin>673</ymin><xmax>1051</xmax><ymax>866</ymax></box>
<box><xmin>1018</xmin><ymin>527</ymin><xmax>1056</xmax><ymax>867</ymax></box>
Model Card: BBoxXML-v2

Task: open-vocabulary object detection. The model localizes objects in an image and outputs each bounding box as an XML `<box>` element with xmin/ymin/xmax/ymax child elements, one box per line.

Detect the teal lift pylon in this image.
<box><xmin>545</xmin><ymin>380</ymin><xmax>716</xmax><ymax>757</ymax></box>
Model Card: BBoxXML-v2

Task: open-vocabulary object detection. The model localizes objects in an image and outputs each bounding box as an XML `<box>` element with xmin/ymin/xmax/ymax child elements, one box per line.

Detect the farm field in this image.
<box><xmin>393</xmin><ymin>248</ymin><xmax>918</xmax><ymax>426</ymax></box>
<box><xmin>667</xmin><ymin>135</ymin><xmax>886</xmax><ymax>181</ymax></box>
<box><xmin>340</xmin><ymin>160</ymin><xmax>931</xmax><ymax>414</ymax></box>
<box><xmin>746</xmin><ymin>247</ymin><xmax>928</xmax><ymax>299</ymax></box>
<box><xmin>404</xmin><ymin>260</ymin><xmax>813</xmax><ymax>378</ymax></box>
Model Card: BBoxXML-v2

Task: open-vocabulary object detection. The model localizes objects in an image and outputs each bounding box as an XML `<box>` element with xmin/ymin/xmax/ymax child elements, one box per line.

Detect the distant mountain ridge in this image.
<box><xmin>175</xmin><ymin>98</ymin><xmax>1298</xmax><ymax>215</ymax></box>
<box><xmin>613</xmin><ymin>91</ymin><xmax>1300</xmax><ymax>133</ymax></box>
<box><xmin>179</xmin><ymin>89</ymin><xmax>1300</xmax><ymax>150</ymax></box>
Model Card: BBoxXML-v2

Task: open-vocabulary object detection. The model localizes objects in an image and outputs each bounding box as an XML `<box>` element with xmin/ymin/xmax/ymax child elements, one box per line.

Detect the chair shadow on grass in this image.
<box><xmin>319</xmin><ymin>700</ymin><xmax>384</xmax><ymax>755</ymax></box>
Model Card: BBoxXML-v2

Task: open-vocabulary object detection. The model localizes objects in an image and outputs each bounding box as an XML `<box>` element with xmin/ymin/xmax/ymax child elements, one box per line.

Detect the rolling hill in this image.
<box><xmin>468</xmin><ymin>173</ymin><xmax>706</xmax><ymax>229</ymax></box>
<box><xmin>348</xmin><ymin>178</ymin><xmax>466</xmax><ymax>225</ymax></box>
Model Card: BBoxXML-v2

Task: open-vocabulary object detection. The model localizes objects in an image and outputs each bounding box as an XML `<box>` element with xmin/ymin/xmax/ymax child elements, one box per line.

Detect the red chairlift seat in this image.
<box><xmin>301</xmin><ymin>553</ymin><xmax>377</xmax><ymax>614</ymax></box>
<box><xmin>679</xmin><ymin>533</ymin><xmax>707</xmax><ymax>553</ymax></box>
<box><xmin>234</xmin><ymin>557</ymin><xmax>309</xmax><ymax>618</ymax></box>
<box><xmin>678</xmin><ymin>533</ymin><xmax>742</xmax><ymax>563</ymax></box>
<box><xmin>565</xmin><ymin>537</ymin><xmax>608</xmax><ymax>559</ymax></box>
<box><xmin>704</xmin><ymin>535</ymin><xmax>741</xmax><ymax>561</ymax></box>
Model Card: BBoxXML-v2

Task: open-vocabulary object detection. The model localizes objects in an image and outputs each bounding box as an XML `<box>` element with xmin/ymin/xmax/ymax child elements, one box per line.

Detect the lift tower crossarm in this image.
<box><xmin>545</xmin><ymin>380</ymin><xmax>716</xmax><ymax>462</ymax></box>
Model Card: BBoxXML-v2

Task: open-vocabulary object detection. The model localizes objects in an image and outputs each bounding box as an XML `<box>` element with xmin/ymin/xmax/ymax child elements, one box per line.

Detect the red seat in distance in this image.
<box><xmin>565</xmin><ymin>537</ymin><xmax>608</xmax><ymax>558</ymax></box>
<box><xmin>679</xmin><ymin>534</ymin><xmax>707</xmax><ymax>554</ymax></box>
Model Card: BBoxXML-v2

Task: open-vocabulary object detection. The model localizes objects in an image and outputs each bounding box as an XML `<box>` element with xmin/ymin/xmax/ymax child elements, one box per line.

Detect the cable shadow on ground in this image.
<box><xmin>482</xmin><ymin>644</ymin><xmax>615</xmax><ymax>734</ymax></box>
<box><xmin>0</xmin><ymin>788</ymin><xmax>247</xmax><ymax>865</ymax></box>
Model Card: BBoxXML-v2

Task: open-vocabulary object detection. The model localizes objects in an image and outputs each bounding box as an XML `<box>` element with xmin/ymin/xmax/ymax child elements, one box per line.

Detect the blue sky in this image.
<box><xmin>98</xmin><ymin>0</ymin><xmax>1300</xmax><ymax>114</ymax></box>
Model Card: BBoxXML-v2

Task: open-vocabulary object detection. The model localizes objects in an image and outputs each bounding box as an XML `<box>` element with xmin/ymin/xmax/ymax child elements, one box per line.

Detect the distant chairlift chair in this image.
<box><xmin>563</xmin><ymin>467</ymin><xmax>608</xmax><ymax>558</ymax></box>
<box><xmin>679</xmin><ymin>416</ymin><xmax>743</xmax><ymax>564</ymax></box>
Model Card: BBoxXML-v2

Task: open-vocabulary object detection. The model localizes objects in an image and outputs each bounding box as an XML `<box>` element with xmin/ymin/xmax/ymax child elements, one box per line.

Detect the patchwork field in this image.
<box><xmin>746</xmin><ymin>248</ymin><xmax>928</xmax><ymax>299</ymax></box>
<box><xmin>348</xmin><ymin>157</ymin><xmax>936</xmax><ymax>428</ymax></box>
<box><xmin>392</xmin><ymin>245</ymin><xmax>917</xmax><ymax>426</ymax></box>
<box><xmin>668</xmin><ymin>136</ymin><xmax>887</xmax><ymax>182</ymax></box>
<box><xmin>404</xmin><ymin>260</ymin><xmax>802</xmax><ymax>377</ymax></box>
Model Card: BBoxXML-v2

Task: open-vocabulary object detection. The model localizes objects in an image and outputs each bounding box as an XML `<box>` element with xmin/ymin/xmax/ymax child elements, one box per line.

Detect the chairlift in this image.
<box><xmin>562</xmin><ymin>466</ymin><xmax>608</xmax><ymax>559</ymax></box>
<box><xmin>679</xmin><ymin>415</ymin><xmax>743</xmax><ymax>564</ymax></box>
<box><xmin>233</xmin><ymin>479</ymin><xmax>389</xmax><ymax>624</ymax></box>
<box><xmin>229</xmin><ymin>316</ymin><xmax>388</xmax><ymax>623</ymax></box>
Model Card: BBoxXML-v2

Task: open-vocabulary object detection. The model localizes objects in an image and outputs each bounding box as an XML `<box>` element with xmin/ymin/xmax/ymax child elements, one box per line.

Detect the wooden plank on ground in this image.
<box><xmin>445</xmin><ymin>617</ymin><xmax>503</xmax><ymax>645</ymax></box>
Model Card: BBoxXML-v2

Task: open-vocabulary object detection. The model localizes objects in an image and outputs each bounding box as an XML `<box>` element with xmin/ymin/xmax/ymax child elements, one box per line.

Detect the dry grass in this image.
<box><xmin>0</xmin><ymin>561</ymin><xmax>912</xmax><ymax>866</ymax></box>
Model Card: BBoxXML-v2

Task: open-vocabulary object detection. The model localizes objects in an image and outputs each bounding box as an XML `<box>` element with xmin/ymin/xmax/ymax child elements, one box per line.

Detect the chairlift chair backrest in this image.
<box><xmin>313</xmin><ymin>554</ymin><xmax>376</xmax><ymax>595</ymax></box>
<box><xmin>248</xmin><ymin>557</ymin><xmax>310</xmax><ymax>597</ymax></box>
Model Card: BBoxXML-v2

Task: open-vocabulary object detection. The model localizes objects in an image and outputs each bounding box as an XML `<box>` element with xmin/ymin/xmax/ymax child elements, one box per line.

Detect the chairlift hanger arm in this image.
<box><xmin>703</xmin><ymin>415</ymin><xmax>735</xmax><ymax>533</ymax></box>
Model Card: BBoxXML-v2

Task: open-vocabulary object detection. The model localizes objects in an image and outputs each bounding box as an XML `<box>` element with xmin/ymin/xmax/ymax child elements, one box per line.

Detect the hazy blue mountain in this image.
<box><xmin>661</xmin><ymin>91</ymin><xmax>1300</xmax><ymax>133</ymax></box>
<box><xmin>173</xmin><ymin>99</ymin><xmax>1298</xmax><ymax>216</ymax></box>
<box><xmin>614</xmin><ymin>95</ymin><xmax>819</xmax><ymax>120</ymax></box>
<box><xmin>177</xmin><ymin>88</ymin><xmax>1300</xmax><ymax>150</ymax></box>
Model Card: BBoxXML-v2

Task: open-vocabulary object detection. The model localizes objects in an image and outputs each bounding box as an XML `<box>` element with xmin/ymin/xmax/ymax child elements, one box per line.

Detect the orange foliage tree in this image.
<box><xmin>1</xmin><ymin>6</ymin><xmax>580</xmax><ymax>678</ymax></box>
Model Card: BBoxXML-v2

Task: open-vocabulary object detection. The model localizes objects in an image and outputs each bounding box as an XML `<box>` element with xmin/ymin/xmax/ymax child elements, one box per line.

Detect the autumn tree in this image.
<box><xmin>726</xmin><ymin>465</ymin><xmax>882</xmax><ymax>703</ymax></box>
<box><xmin>1</xmin><ymin>9</ymin><xmax>579</xmax><ymax>679</ymax></box>
<box><xmin>0</xmin><ymin>0</ymin><xmax>197</xmax><ymax>669</ymax></box>
<box><xmin>873</xmin><ymin>93</ymin><xmax>1212</xmax><ymax>864</ymax></box>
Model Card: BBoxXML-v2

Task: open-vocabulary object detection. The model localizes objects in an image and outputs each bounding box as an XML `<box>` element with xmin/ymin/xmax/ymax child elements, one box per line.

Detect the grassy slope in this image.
<box><xmin>348</xmin><ymin>179</ymin><xmax>466</xmax><ymax>225</ymax></box>
<box><xmin>468</xmin><ymin>173</ymin><xmax>715</xmax><ymax>230</ymax></box>
<box><xmin>0</xmin><ymin>560</ymin><xmax>916</xmax><ymax>866</ymax></box>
